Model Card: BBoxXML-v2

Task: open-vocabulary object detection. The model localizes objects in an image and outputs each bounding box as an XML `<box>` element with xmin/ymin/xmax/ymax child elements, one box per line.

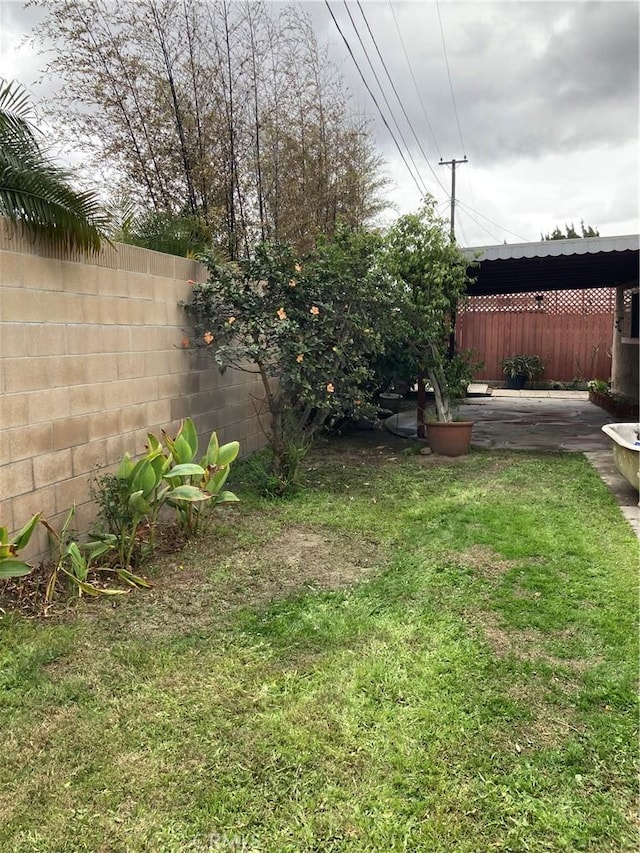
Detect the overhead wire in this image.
<box><xmin>339</xmin><ymin>0</ymin><xmax>430</xmax><ymax>197</ymax></box>
<box><xmin>456</xmin><ymin>199</ymin><xmax>530</xmax><ymax>242</ymax></box>
<box><xmin>435</xmin><ymin>0</ymin><xmax>466</xmax><ymax>157</ymax></box>
<box><xmin>323</xmin><ymin>0</ymin><xmax>426</xmax><ymax>198</ymax></box>
<box><xmin>356</xmin><ymin>0</ymin><xmax>447</xmax><ymax>197</ymax></box>
<box><xmin>456</xmin><ymin>205</ymin><xmax>503</xmax><ymax>244</ymax></box>
<box><xmin>388</xmin><ymin>0</ymin><xmax>442</xmax><ymax>161</ymax></box>
<box><xmin>434</xmin><ymin>0</ymin><xmax>478</xmax><ymax>215</ymax></box>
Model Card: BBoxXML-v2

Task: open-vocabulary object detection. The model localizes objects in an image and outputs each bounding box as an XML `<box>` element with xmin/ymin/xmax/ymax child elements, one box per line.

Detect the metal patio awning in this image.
<box><xmin>462</xmin><ymin>234</ymin><xmax>639</xmax><ymax>296</ymax></box>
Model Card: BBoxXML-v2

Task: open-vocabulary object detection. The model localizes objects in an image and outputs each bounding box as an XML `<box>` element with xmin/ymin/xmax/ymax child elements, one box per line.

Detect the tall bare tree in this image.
<box><xmin>32</xmin><ymin>0</ymin><xmax>389</xmax><ymax>257</ymax></box>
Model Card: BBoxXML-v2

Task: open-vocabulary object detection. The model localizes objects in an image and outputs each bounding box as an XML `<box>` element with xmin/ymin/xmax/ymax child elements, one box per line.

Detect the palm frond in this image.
<box><xmin>0</xmin><ymin>78</ymin><xmax>107</xmax><ymax>253</ymax></box>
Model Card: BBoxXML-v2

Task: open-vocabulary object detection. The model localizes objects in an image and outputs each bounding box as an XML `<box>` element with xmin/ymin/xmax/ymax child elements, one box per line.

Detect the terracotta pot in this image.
<box><xmin>426</xmin><ymin>421</ymin><xmax>474</xmax><ymax>456</ymax></box>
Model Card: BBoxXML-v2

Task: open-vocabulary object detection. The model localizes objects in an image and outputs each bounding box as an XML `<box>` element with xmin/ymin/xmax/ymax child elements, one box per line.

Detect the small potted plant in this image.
<box><xmin>499</xmin><ymin>354</ymin><xmax>544</xmax><ymax>389</ymax></box>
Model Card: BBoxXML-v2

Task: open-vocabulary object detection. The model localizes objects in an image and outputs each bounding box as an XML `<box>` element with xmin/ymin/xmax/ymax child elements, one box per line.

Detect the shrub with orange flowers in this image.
<box><xmin>182</xmin><ymin>226</ymin><xmax>392</xmax><ymax>492</ymax></box>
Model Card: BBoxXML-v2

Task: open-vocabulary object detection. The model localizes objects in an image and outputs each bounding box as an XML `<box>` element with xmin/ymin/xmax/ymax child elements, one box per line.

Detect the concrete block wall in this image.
<box><xmin>0</xmin><ymin>221</ymin><xmax>267</xmax><ymax>560</ymax></box>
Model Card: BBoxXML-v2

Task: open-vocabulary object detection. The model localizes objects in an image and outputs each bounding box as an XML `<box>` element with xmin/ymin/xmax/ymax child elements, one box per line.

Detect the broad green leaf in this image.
<box><xmin>60</xmin><ymin>570</ymin><xmax>101</xmax><ymax>596</ymax></box>
<box><xmin>132</xmin><ymin>458</ymin><xmax>157</xmax><ymax>497</ymax></box>
<box><xmin>128</xmin><ymin>490</ymin><xmax>151</xmax><ymax>516</ymax></box>
<box><xmin>203</xmin><ymin>430</ymin><xmax>220</xmax><ymax>466</ymax></box>
<box><xmin>217</xmin><ymin>441</ymin><xmax>240</xmax><ymax>467</ymax></box>
<box><xmin>149</xmin><ymin>451</ymin><xmax>169</xmax><ymax>483</ymax></box>
<box><xmin>146</xmin><ymin>432</ymin><xmax>162</xmax><ymax>453</ymax></box>
<box><xmin>174</xmin><ymin>434</ymin><xmax>194</xmax><ymax>464</ymax></box>
<box><xmin>82</xmin><ymin>540</ymin><xmax>113</xmax><ymax>560</ymax></box>
<box><xmin>215</xmin><ymin>490</ymin><xmax>240</xmax><ymax>504</ymax></box>
<box><xmin>115</xmin><ymin>453</ymin><xmax>134</xmax><ymax>480</ymax></box>
<box><xmin>59</xmin><ymin>504</ymin><xmax>77</xmax><ymax>539</ymax></box>
<box><xmin>167</xmin><ymin>485</ymin><xmax>213</xmax><ymax>502</ymax></box>
<box><xmin>0</xmin><ymin>558</ymin><xmax>33</xmax><ymax>578</ymax></box>
<box><xmin>116</xmin><ymin>567</ymin><xmax>153</xmax><ymax>589</ymax></box>
<box><xmin>205</xmin><ymin>466</ymin><xmax>230</xmax><ymax>495</ymax></box>
<box><xmin>12</xmin><ymin>512</ymin><xmax>41</xmax><ymax>550</ymax></box>
<box><xmin>180</xmin><ymin>418</ymin><xmax>199</xmax><ymax>459</ymax></box>
<box><xmin>0</xmin><ymin>527</ymin><xmax>8</xmax><ymax>545</ymax></box>
<box><xmin>65</xmin><ymin>542</ymin><xmax>88</xmax><ymax>581</ymax></box>
<box><xmin>164</xmin><ymin>463</ymin><xmax>206</xmax><ymax>479</ymax></box>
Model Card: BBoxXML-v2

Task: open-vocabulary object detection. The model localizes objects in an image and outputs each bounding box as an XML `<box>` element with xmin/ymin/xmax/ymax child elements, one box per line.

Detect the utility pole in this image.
<box><xmin>439</xmin><ymin>156</ymin><xmax>468</xmax><ymax>361</ymax></box>
<box><xmin>439</xmin><ymin>156</ymin><xmax>467</xmax><ymax>241</ymax></box>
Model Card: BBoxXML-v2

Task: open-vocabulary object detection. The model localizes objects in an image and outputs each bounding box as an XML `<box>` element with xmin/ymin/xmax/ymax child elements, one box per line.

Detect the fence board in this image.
<box><xmin>458</xmin><ymin>288</ymin><xmax>614</xmax><ymax>381</ymax></box>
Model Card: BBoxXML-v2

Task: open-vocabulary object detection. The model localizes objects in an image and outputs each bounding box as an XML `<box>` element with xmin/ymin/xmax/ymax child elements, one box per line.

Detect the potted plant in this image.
<box><xmin>385</xmin><ymin>198</ymin><xmax>480</xmax><ymax>455</ymax></box>
<box><xmin>499</xmin><ymin>354</ymin><xmax>544</xmax><ymax>389</ymax></box>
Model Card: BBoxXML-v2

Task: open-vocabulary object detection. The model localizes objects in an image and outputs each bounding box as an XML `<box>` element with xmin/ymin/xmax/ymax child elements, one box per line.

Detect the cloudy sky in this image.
<box><xmin>1</xmin><ymin>0</ymin><xmax>638</xmax><ymax>246</ymax></box>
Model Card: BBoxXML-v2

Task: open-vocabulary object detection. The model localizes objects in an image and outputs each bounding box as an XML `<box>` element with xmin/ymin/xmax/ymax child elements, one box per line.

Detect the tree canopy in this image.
<box><xmin>542</xmin><ymin>221</ymin><xmax>600</xmax><ymax>241</ymax></box>
<box><xmin>32</xmin><ymin>0</ymin><xmax>389</xmax><ymax>258</ymax></box>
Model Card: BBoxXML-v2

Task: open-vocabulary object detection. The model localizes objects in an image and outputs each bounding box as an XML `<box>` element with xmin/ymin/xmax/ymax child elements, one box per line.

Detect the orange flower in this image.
<box><xmin>277</xmin><ymin>307</ymin><xmax>287</xmax><ymax>320</ymax></box>
<box><xmin>203</xmin><ymin>331</ymin><xmax>214</xmax><ymax>345</ymax></box>
<box><xmin>296</xmin><ymin>354</ymin><xmax>304</xmax><ymax>363</ymax></box>
<box><xmin>294</xmin><ymin>263</ymin><xmax>302</xmax><ymax>273</ymax></box>
<box><xmin>310</xmin><ymin>305</ymin><xmax>320</xmax><ymax>315</ymax></box>
<box><xmin>187</xmin><ymin>279</ymin><xmax>195</xmax><ymax>285</ymax></box>
<box><xmin>181</xmin><ymin>336</ymin><xmax>190</xmax><ymax>348</ymax></box>
<box><xmin>326</xmin><ymin>383</ymin><xmax>335</xmax><ymax>393</ymax></box>
<box><xmin>228</xmin><ymin>316</ymin><xmax>236</xmax><ymax>324</ymax></box>
<box><xmin>288</xmin><ymin>279</ymin><xmax>297</xmax><ymax>288</ymax></box>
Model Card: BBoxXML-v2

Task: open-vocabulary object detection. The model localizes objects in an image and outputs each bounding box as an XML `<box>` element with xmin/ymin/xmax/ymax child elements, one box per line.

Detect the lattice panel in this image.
<box><xmin>462</xmin><ymin>288</ymin><xmax>615</xmax><ymax>315</ymax></box>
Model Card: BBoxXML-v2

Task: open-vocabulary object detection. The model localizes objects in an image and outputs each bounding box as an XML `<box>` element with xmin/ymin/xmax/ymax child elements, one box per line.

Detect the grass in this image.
<box><xmin>1</xmin><ymin>434</ymin><xmax>638</xmax><ymax>852</ymax></box>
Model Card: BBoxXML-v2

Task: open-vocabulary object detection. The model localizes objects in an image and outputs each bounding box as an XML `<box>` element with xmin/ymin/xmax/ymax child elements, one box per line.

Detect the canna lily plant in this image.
<box><xmin>92</xmin><ymin>418</ymin><xmax>240</xmax><ymax>565</ymax></box>
<box><xmin>0</xmin><ymin>513</ymin><xmax>41</xmax><ymax>578</ymax></box>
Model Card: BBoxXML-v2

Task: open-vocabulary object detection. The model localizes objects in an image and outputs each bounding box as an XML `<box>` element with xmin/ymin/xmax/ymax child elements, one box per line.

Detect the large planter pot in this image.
<box><xmin>378</xmin><ymin>392</ymin><xmax>403</xmax><ymax>414</ymax></box>
<box><xmin>506</xmin><ymin>374</ymin><xmax>527</xmax><ymax>390</ymax></box>
<box><xmin>426</xmin><ymin>421</ymin><xmax>474</xmax><ymax>456</ymax></box>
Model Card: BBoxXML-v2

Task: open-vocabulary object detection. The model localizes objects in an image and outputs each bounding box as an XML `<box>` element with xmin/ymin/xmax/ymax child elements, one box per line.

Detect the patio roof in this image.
<box><xmin>462</xmin><ymin>234</ymin><xmax>639</xmax><ymax>296</ymax></box>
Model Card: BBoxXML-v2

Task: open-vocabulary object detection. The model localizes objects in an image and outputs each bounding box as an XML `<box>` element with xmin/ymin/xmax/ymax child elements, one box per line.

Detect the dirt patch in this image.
<box><xmin>88</xmin><ymin>522</ymin><xmax>385</xmax><ymax>640</ymax></box>
<box><xmin>454</xmin><ymin>545</ymin><xmax>519</xmax><ymax>579</ymax></box>
<box><xmin>477</xmin><ymin>613</ymin><xmax>602</xmax><ymax>673</ymax></box>
<box><xmin>218</xmin><ymin>526</ymin><xmax>383</xmax><ymax>604</ymax></box>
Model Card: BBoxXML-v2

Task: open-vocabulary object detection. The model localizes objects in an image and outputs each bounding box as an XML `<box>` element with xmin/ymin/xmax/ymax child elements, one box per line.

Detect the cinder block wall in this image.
<box><xmin>0</xmin><ymin>221</ymin><xmax>267</xmax><ymax>560</ymax></box>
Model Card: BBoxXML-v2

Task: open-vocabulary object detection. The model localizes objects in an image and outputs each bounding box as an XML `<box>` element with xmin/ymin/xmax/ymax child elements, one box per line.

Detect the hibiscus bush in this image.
<box><xmin>182</xmin><ymin>226</ymin><xmax>392</xmax><ymax>493</ymax></box>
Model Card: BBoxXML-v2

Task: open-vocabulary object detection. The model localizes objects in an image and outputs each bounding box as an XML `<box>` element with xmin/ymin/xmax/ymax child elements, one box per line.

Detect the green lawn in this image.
<box><xmin>1</xmin><ymin>436</ymin><xmax>638</xmax><ymax>852</ymax></box>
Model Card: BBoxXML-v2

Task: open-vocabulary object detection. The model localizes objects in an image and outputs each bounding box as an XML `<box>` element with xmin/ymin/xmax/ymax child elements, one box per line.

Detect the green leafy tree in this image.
<box><xmin>385</xmin><ymin>199</ymin><xmax>478</xmax><ymax>431</ymax></box>
<box><xmin>0</xmin><ymin>79</ymin><xmax>107</xmax><ymax>252</ymax></box>
<box><xmin>182</xmin><ymin>226</ymin><xmax>392</xmax><ymax>492</ymax></box>
<box><xmin>542</xmin><ymin>221</ymin><xmax>599</xmax><ymax>240</ymax></box>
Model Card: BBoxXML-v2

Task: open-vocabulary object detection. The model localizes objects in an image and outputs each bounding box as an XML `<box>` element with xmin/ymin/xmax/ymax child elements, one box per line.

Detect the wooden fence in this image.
<box><xmin>456</xmin><ymin>288</ymin><xmax>615</xmax><ymax>382</ymax></box>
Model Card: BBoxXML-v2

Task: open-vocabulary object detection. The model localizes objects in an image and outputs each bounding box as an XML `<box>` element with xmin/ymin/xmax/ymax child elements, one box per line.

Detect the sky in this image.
<box><xmin>1</xmin><ymin>0</ymin><xmax>638</xmax><ymax>247</ymax></box>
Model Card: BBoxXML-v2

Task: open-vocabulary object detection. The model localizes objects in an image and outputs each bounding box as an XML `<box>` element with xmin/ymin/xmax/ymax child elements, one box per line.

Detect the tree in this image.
<box><xmin>31</xmin><ymin>0</ymin><xmax>389</xmax><ymax>258</ymax></box>
<box><xmin>0</xmin><ymin>79</ymin><xmax>107</xmax><ymax>252</ymax></box>
<box><xmin>182</xmin><ymin>226</ymin><xmax>392</xmax><ymax>492</ymax></box>
<box><xmin>385</xmin><ymin>199</ymin><xmax>478</xmax><ymax>431</ymax></box>
<box><xmin>542</xmin><ymin>221</ymin><xmax>600</xmax><ymax>240</ymax></box>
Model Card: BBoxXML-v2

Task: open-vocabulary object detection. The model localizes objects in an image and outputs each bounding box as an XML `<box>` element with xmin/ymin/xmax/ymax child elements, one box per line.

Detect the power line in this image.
<box><xmin>356</xmin><ymin>0</ymin><xmax>447</xmax><ymax>197</ymax></box>
<box><xmin>435</xmin><ymin>0</ymin><xmax>466</xmax><ymax>157</ymax></box>
<box><xmin>388</xmin><ymin>0</ymin><xmax>442</xmax><ymax>161</ymax></box>
<box><xmin>340</xmin><ymin>0</ymin><xmax>430</xmax><ymax>197</ymax></box>
<box><xmin>434</xmin><ymin>0</ymin><xmax>477</xmax><ymax>213</ymax></box>
<box><xmin>456</xmin><ymin>199</ymin><xmax>530</xmax><ymax>243</ymax></box>
<box><xmin>457</xmin><ymin>205</ymin><xmax>503</xmax><ymax>244</ymax></box>
<box><xmin>324</xmin><ymin>0</ymin><xmax>426</xmax><ymax>198</ymax></box>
